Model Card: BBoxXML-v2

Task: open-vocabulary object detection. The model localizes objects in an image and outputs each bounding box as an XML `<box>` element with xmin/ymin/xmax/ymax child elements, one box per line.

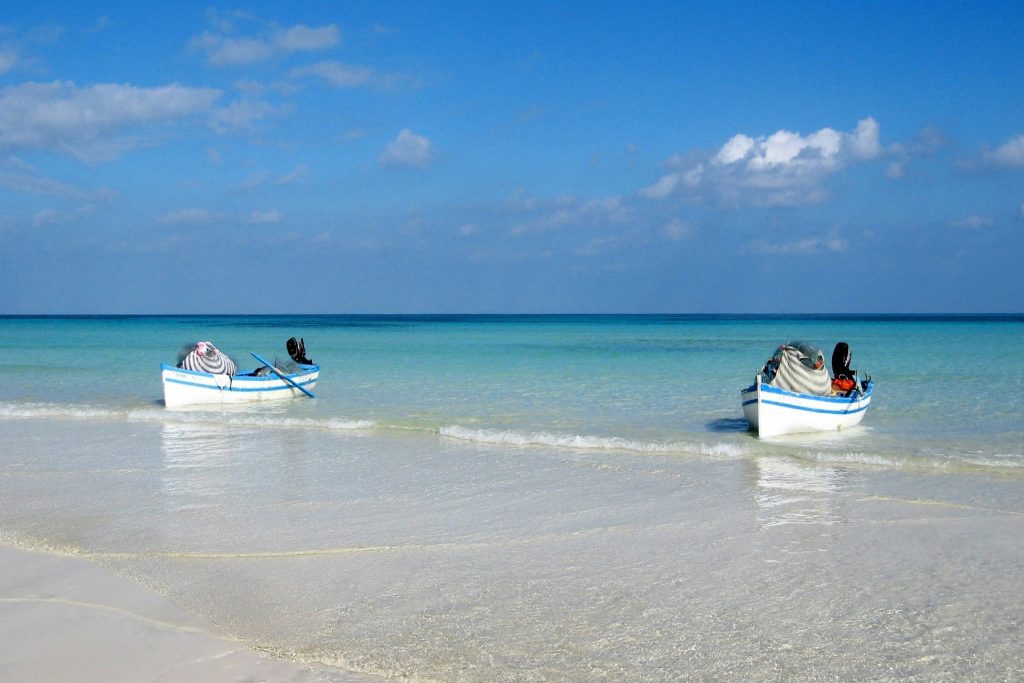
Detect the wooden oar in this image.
<box><xmin>250</xmin><ymin>352</ymin><xmax>316</xmax><ymax>398</ymax></box>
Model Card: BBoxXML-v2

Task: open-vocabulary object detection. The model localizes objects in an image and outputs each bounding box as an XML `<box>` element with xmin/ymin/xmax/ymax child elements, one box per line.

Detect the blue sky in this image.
<box><xmin>1</xmin><ymin>1</ymin><xmax>1022</xmax><ymax>313</ymax></box>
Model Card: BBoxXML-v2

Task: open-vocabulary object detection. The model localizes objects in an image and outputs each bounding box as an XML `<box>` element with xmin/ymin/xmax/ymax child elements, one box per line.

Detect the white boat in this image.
<box><xmin>163</xmin><ymin>338</ymin><xmax>318</xmax><ymax>408</ymax></box>
<box><xmin>741</xmin><ymin>374</ymin><xmax>873</xmax><ymax>438</ymax></box>
<box><xmin>161</xmin><ymin>361</ymin><xmax>319</xmax><ymax>408</ymax></box>
<box><xmin>740</xmin><ymin>340</ymin><xmax>873</xmax><ymax>437</ymax></box>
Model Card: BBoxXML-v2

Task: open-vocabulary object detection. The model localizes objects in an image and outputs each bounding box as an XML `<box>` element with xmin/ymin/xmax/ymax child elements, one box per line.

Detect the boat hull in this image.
<box><xmin>741</xmin><ymin>376</ymin><xmax>872</xmax><ymax>437</ymax></box>
<box><xmin>161</xmin><ymin>363</ymin><xmax>319</xmax><ymax>407</ymax></box>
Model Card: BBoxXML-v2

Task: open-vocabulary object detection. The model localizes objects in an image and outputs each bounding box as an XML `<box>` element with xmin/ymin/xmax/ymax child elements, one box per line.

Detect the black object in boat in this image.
<box><xmin>287</xmin><ymin>337</ymin><xmax>313</xmax><ymax>365</ymax></box>
<box><xmin>831</xmin><ymin>342</ymin><xmax>855</xmax><ymax>380</ymax></box>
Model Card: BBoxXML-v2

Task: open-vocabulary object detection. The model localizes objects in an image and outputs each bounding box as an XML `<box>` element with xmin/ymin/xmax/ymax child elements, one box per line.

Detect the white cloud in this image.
<box><xmin>275</xmin><ymin>164</ymin><xmax>309</xmax><ymax>185</ymax></box>
<box><xmin>0</xmin><ymin>169</ymin><xmax>91</xmax><ymax>198</ymax></box>
<box><xmin>159</xmin><ymin>208</ymin><xmax>220</xmax><ymax>225</ymax></box>
<box><xmin>31</xmin><ymin>204</ymin><xmax>96</xmax><ymax>228</ymax></box>
<box><xmin>238</xmin><ymin>171</ymin><xmax>270</xmax><ymax>191</ymax></box>
<box><xmin>231</xmin><ymin>78</ymin><xmax>301</xmax><ymax>98</ymax></box>
<box><xmin>950</xmin><ymin>214</ymin><xmax>994</xmax><ymax>229</ymax></box>
<box><xmin>380</xmin><ymin>129</ymin><xmax>434</xmax><ymax>168</ymax></box>
<box><xmin>644</xmin><ymin>117</ymin><xmax>882</xmax><ymax>206</ymax></box>
<box><xmin>0</xmin><ymin>81</ymin><xmax>221</xmax><ymax>161</ymax></box>
<box><xmin>662</xmin><ymin>218</ymin><xmax>695</xmax><ymax>241</ymax></box>
<box><xmin>32</xmin><ymin>208</ymin><xmax>60</xmax><ymax>228</ymax></box>
<box><xmin>576</xmin><ymin>234</ymin><xmax>623</xmax><ymax>257</ymax></box>
<box><xmin>640</xmin><ymin>173</ymin><xmax>680</xmax><ymax>199</ymax></box>
<box><xmin>213</xmin><ymin>101</ymin><xmax>267</xmax><ymax>132</ymax></box>
<box><xmin>848</xmin><ymin>117</ymin><xmax>881</xmax><ymax>159</ymax></box>
<box><xmin>824</xmin><ymin>236</ymin><xmax>849</xmax><ymax>252</ymax></box>
<box><xmin>503</xmin><ymin>190</ymin><xmax>575</xmax><ymax>213</ymax></box>
<box><xmin>204</xmin><ymin>8</ymin><xmax>254</xmax><ymax>33</ymax></box>
<box><xmin>639</xmin><ymin>163</ymin><xmax>703</xmax><ymax>199</ymax></box>
<box><xmin>209</xmin><ymin>98</ymin><xmax>282</xmax><ymax>133</ymax></box>
<box><xmin>277</xmin><ymin>25</ymin><xmax>340</xmax><ymax>51</ymax></box>
<box><xmin>982</xmin><ymin>134</ymin><xmax>1024</xmax><ymax>168</ymax></box>
<box><xmin>0</xmin><ymin>48</ymin><xmax>18</xmax><ymax>75</ymax></box>
<box><xmin>247</xmin><ymin>209</ymin><xmax>282</xmax><ymax>224</ymax></box>
<box><xmin>509</xmin><ymin>195</ymin><xmax>629</xmax><ymax>236</ymax></box>
<box><xmin>232</xmin><ymin>165</ymin><xmax>308</xmax><ymax>192</ymax></box>
<box><xmin>0</xmin><ymin>155</ymin><xmax>115</xmax><ymax>199</ymax></box>
<box><xmin>341</xmin><ymin>129</ymin><xmax>368</xmax><ymax>141</ymax></box>
<box><xmin>459</xmin><ymin>223</ymin><xmax>478</xmax><ymax>237</ymax></box>
<box><xmin>884</xmin><ymin>127</ymin><xmax>944</xmax><ymax>179</ymax></box>
<box><xmin>751</xmin><ymin>238</ymin><xmax>813</xmax><ymax>255</ymax></box>
<box><xmin>191</xmin><ymin>23</ymin><xmax>339</xmax><ymax>66</ymax></box>
<box><xmin>750</xmin><ymin>235</ymin><xmax>848</xmax><ymax>255</ymax></box>
<box><xmin>197</xmin><ymin>35</ymin><xmax>274</xmax><ymax>65</ymax></box>
<box><xmin>82</xmin><ymin>17</ymin><xmax>112</xmax><ymax>35</ymax></box>
<box><xmin>289</xmin><ymin>60</ymin><xmax>375</xmax><ymax>87</ymax></box>
<box><xmin>371</xmin><ymin>24</ymin><xmax>400</xmax><ymax>38</ymax></box>
<box><xmin>715</xmin><ymin>134</ymin><xmax>756</xmax><ymax>165</ymax></box>
<box><xmin>885</xmin><ymin>161</ymin><xmax>906</xmax><ymax>179</ymax></box>
<box><xmin>159</xmin><ymin>207</ymin><xmax>285</xmax><ymax>227</ymax></box>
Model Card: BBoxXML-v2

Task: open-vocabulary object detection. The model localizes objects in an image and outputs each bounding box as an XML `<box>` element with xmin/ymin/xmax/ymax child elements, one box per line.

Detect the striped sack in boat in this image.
<box><xmin>769</xmin><ymin>344</ymin><xmax>831</xmax><ymax>396</ymax></box>
<box><xmin>179</xmin><ymin>341</ymin><xmax>237</xmax><ymax>375</ymax></box>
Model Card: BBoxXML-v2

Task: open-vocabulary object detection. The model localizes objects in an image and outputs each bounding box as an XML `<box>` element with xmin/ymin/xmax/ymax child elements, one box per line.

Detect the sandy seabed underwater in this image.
<box><xmin>1</xmin><ymin>314</ymin><xmax>1022</xmax><ymax>680</ymax></box>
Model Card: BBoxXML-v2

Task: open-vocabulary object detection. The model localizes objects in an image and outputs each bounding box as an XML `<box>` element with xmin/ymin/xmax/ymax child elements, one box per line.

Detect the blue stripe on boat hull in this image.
<box><xmin>162</xmin><ymin>376</ymin><xmax>317</xmax><ymax>393</ymax></box>
<box><xmin>760</xmin><ymin>398</ymin><xmax>869</xmax><ymax>416</ymax></box>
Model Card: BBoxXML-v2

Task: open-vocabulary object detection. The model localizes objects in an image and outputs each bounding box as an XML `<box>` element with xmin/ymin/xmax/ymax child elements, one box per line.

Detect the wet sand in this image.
<box><xmin>0</xmin><ymin>545</ymin><xmax>373</xmax><ymax>682</ymax></box>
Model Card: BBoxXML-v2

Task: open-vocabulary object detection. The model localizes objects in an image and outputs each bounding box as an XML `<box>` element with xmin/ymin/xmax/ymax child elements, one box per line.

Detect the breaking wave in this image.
<box><xmin>4</xmin><ymin>401</ymin><xmax>1020</xmax><ymax>471</ymax></box>
<box><xmin>0</xmin><ymin>401</ymin><xmax>375</xmax><ymax>432</ymax></box>
<box><xmin>0</xmin><ymin>401</ymin><xmax>745</xmax><ymax>457</ymax></box>
<box><xmin>0</xmin><ymin>402</ymin><xmax>117</xmax><ymax>422</ymax></box>
<box><xmin>797</xmin><ymin>448</ymin><xmax>1024</xmax><ymax>472</ymax></box>
<box><xmin>438</xmin><ymin>424</ymin><xmax>747</xmax><ymax>458</ymax></box>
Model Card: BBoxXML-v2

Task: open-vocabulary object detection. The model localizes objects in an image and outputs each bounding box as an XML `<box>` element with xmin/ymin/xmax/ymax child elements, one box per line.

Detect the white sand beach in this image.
<box><xmin>0</xmin><ymin>545</ymin><xmax>372</xmax><ymax>682</ymax></box>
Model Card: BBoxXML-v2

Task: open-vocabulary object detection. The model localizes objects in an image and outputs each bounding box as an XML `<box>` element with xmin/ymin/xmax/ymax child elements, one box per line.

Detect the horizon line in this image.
<box><xmin>2</xmin><ymin>312</ymin><xmax>1022</xmax><ymax>319</ymax></box>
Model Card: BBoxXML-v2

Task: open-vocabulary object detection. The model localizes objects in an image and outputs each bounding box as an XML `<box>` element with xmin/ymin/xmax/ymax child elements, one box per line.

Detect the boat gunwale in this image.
<box><xmin>160</xmin><ymin>361</ymin><xmax>320</xmax><ymax>383</ymax></box>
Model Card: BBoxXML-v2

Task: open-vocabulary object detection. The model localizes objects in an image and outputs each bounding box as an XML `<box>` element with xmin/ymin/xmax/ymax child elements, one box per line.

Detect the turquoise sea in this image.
<box><xmin>1</xmin><ymin>315</ymin><xmax>1023</xmax><ymax>680</ymax></box>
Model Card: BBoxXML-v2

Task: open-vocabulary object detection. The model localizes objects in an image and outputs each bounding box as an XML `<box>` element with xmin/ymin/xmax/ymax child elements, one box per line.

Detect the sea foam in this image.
<box><xmin>0</xmin><ymin>401</ymin><xmax>374</xmax><ymax>432</ymax></box>
<box><xmin>438</xmin><ymin>423</ymin><xmax>746</xmax><ymax>458</ymax></box>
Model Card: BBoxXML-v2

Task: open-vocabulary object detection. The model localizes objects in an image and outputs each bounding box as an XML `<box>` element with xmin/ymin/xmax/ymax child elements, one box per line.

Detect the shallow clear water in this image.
<box><xmin>1</xmin><ymin>315</ymin><xmax>1022</xmax><ymax>680</ymax></box>
<box><xmin>2</xmin><ymin>314</ymin><xmax>1022</xmax><ymax>469</ymax></box>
